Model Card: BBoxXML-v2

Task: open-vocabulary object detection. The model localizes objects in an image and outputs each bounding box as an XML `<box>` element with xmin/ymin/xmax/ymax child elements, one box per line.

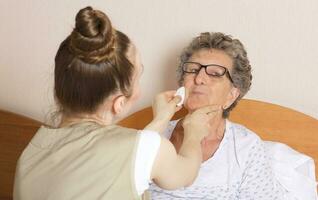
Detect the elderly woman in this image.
<box><xmin>149</xmin><ymin>32</ymin><xmax>288</xmax><ymax>199</ymax></box>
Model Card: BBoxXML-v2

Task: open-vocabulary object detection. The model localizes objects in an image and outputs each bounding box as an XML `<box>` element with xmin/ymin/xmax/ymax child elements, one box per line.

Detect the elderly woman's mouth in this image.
<box><xmin>191</xmin><ymin>90</ymin><xmax>206</xmax><ymax>95</ymax></box>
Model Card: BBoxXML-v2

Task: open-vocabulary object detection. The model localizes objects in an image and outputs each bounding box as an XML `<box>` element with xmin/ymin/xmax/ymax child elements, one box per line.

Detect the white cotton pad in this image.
<box><xmin>174</xmin><ymin>86</ymin><xmax>185</xmax><ymax>106</ymax></box>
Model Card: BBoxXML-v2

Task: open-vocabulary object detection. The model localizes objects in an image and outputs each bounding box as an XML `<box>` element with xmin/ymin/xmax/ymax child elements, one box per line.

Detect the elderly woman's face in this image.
<box><xmin>183</xmin><ymin>49</ymin><xmax>239</xmax><ymax>113</ymax></box>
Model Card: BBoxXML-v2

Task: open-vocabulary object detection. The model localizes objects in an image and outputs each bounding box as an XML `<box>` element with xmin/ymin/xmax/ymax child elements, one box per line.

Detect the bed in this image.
<box><xmin>1</xmin><ymin>99</ymin><xmax>317</xmax><ymax>199</ymax></box>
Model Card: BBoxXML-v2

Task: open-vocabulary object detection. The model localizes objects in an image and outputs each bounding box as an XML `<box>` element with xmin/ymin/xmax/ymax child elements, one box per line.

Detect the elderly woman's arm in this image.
<box><xmin>236</xmin><ymin>139</ymin><xmax>286</xmax><ymax>200</ymax></box>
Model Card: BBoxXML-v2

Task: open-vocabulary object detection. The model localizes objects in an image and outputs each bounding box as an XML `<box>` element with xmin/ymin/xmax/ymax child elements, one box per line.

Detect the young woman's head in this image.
<box><xmin>54</xmin><ymin>6</ymin><xmax>142</xmax><ymax>121</ymax></box>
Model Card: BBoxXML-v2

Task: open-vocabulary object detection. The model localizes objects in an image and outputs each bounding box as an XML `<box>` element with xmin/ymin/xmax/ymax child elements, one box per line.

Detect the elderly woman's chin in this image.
<box><xmin>184</xmin><ymin>98</ymin><xmax>211</xmax><ymax>113</ymax></box>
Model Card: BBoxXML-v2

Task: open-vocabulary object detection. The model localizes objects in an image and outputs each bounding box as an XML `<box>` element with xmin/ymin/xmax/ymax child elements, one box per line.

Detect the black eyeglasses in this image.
<box><xmin>182</xmin><ymin>61</ymin><xmax>234</xmax><ymax>83</ymax></box>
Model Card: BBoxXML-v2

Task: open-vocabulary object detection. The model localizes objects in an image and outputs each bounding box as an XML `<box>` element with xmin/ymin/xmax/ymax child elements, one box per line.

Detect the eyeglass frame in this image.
<box><xmin>181</xmin><ymin>61</ymin><xmax>234</xmax><ymax>83</ymax></box>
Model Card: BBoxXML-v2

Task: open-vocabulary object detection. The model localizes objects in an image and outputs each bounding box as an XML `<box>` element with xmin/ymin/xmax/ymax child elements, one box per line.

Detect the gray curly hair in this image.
<box><xmin>178</xmin><ymin>32</ymin><xmax>252</xmax><ymax>118</ymax></box>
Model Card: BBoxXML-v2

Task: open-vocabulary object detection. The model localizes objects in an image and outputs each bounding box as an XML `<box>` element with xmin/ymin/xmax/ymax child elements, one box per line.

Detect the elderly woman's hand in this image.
<box><xmin>182</xmin><ymin>105</ymin><xmax>222</xmax><ymax>141</ymax></box>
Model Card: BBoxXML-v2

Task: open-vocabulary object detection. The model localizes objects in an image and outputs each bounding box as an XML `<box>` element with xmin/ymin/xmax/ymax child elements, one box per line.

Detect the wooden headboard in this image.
<box><xmin>0</xmin><ymin>110</ymin><xmax>42</xmax><ymax>200</ymax></box>
<box><xmin>1</xmin><ymin>99</ymin><xmax>317</xmax><ymax>199</ymax></box>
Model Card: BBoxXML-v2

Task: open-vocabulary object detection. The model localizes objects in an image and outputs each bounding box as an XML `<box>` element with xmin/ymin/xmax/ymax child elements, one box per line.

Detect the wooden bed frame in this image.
<box><xmin>1</xmin><ymin>99</ymin><xmax>317</xmax><ymax>199</ymax></box>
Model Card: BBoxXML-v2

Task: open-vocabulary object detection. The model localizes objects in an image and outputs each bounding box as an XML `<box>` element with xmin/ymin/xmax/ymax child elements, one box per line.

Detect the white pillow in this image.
<box><xmin>265</xmin><ymin>141</ymin><xmax>318</xmax><ymax>200</ymax></box>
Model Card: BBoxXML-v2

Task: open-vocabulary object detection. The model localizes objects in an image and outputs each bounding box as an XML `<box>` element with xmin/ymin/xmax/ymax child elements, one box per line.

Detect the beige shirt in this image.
<box><xmin>14</xmin><ymin>122</ymin><xmax>141</xmax><ymax>200</ymax></box>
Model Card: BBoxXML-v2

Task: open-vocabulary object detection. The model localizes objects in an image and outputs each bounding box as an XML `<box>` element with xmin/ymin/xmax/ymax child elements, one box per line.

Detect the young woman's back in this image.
<box><xmin>14</xmin><ymin>123</ymin><xmax>141</xmax><ymax>199</ymax></box>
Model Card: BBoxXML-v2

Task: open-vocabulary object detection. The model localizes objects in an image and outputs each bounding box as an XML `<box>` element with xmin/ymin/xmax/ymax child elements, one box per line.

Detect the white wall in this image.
<box><xmin>0</xmin><ymin>0</ymin><xmax>317</xmax><ymax>122</ymax></box>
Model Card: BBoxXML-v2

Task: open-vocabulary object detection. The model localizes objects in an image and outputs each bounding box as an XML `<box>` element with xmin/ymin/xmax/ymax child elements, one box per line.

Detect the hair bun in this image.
<box><xmin>69</xmin><ymin>6</ymin><xmax>115</xmax><ymax>63</ymax></box>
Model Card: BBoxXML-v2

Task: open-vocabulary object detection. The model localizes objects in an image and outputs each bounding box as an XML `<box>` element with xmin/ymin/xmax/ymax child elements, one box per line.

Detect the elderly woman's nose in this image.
<box><xmin>194</xmin><ymin>68</ymin><xmax>208</xmax><ymax>84</ymax></box>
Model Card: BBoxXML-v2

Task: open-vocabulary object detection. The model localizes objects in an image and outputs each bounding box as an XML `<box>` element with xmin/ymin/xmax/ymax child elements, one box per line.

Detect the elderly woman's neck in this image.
<box><xmin>204</xmin><ymin>117</ymin><xmax>226</xmax><ymax>141</ymax></box>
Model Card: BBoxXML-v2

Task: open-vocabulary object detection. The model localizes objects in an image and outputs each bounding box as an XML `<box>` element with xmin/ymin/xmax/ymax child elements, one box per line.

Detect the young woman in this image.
<box><xmin>13</xmin><ymin>7</ymin><xmax>221</xmax><ymax>200</ymax></box>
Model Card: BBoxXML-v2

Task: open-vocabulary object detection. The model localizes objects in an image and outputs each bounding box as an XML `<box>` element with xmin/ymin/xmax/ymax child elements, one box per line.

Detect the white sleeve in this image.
<box><xmin>134</xmin><ymin>130</ymin><xmax>161</xmax><ymax>196</ymax></box>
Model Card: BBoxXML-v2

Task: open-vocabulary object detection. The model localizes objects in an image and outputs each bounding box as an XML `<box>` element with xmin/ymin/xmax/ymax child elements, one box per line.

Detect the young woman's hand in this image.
<box><xmin>182</xmin><ymin>104</ymin><xmax>222</xmax><ymax>141</ymax></box>
<box><xmin>152</xmin><ymin>91</ymin><xmax>182</xmax><ymax>121</ymax></box>
<box><xmin>144</xmin><ymin>90</ymin><xmax>182</xmax><ymax>134</ymax></box>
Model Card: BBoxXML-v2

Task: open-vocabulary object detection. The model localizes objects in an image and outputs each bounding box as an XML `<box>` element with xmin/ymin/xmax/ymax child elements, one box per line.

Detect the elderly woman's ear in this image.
<box><xmin>223</xmin><ymin>87</ymin><xmax>240</xmax><ymax>110</ymax></box>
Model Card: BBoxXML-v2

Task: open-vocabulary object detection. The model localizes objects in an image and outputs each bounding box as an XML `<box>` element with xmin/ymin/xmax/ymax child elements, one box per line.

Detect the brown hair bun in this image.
<box><xmin>55</xmin><ymin>6</ymin><xmax>134</xmax><ymax>115</ymax></box>
<box><xmin>69</xmin><ymin>6</ymin><xmax>115</xmax><ymax>63</ymax></box>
